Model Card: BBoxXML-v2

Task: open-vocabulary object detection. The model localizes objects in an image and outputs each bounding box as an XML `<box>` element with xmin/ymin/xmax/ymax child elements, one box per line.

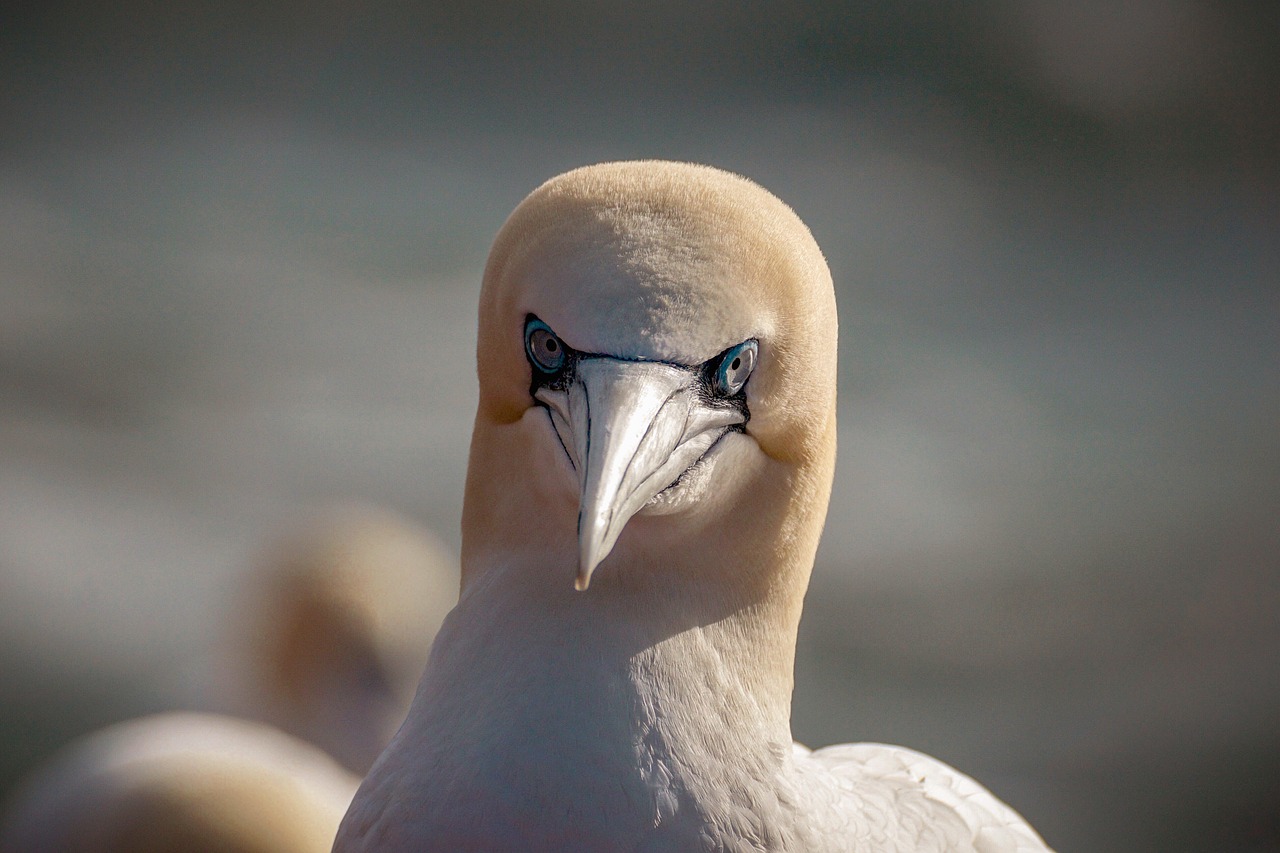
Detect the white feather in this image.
<box><xmin>336</xmin><ymin>161</ymin><xmax>1053</xmax><ymax>852</ymax></box>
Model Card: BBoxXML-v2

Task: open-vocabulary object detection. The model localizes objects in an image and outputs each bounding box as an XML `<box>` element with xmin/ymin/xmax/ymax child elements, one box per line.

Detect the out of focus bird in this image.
<box><xmin>332</xmin><ymin>161</ymin><xmax>1054</xmax><ymax>850</ymax></box>
<box><xmin>222</xmin><ymin>504</ymin><xmax>458</xmax><ymax>774</ymax></box>
<box><xmin>0</xmin><ymin>712</ymin><xmax>358</xmax><ymax>853</ymax></box>
<box><xmin>0</xmin><ymin>507</ymin><xmax>456</xmax><ymax>851</ymax></box>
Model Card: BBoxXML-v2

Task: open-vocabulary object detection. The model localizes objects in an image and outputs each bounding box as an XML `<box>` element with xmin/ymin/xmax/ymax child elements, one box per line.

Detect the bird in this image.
<box><xmin>334</xmin><ymin>161</ymin><xmax>1053</xmax><ymax>851</ymax></box>
<box><xmin>0</xmin><ymin>712</ymin><xmax>359</xmax><ymax>853</ymax></box>
<box><xmin>0</xmin><ymin>507</ymin><xmax>454</xmax><ymax>852</ymax></box>
<box><xmin>219</xmin><ymin>504</ymin><xmax>459</xmax><ymax>775</ymax></box>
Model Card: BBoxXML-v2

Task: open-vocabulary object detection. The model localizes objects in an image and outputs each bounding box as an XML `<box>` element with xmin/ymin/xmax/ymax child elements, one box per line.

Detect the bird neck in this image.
<box><xmin>394</xmin><ymin>562</ymin><xmax>802</xmax><ymax>843</ymax></box>
<box><xmin>445</xmin><ymin>553</ymin><xmax>800</xmax><ymax>741</ymax></box>
<box><xmin>396</xmin><ymin>413</ymin><xmax>836</xmax><ymax>842</ymax></box>
<box><xmin>452</xmin><ymin>409</ymin><xmax>837</xmax><ymax>738</ymax></box>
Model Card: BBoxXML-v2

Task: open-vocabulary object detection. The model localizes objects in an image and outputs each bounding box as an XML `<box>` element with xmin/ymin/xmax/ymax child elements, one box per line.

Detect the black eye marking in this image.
<box><xmin>708</xmin><ymin>339</ymin><xmax>757</xmax><ymax>398</ymax></box>
<box><xmin>698</xmin><ymin>338</ymin><xmax>758</xmax><ymax>414</ymax></box>
<box><xmin>524</xmin><ymin>315</ymin><xmax>578</xmax><ymax>394</ymax></box>
<box><xmin>525</xmin><ymin>315</ymin><xmax>756</xmax><ymax>426</ymax></box>
<box><xmin>526</xmin><ymin>318</ymin><xmax>566</xmax><ymax>373</ymax></box>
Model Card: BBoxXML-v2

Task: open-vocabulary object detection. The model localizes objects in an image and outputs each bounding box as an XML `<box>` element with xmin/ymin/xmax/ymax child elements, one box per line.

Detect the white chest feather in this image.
<box><xmin>335</xmin><ymin>573</ymin><xmax>1048</xmax><ymax>852</ymax></box>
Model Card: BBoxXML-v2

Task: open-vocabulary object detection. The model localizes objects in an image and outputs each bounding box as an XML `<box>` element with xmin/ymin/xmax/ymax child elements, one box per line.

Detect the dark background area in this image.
<box><xmin>2</xmin><ymin>2</ymin><xmax>1277</xmax><ymax>850</ymax></box>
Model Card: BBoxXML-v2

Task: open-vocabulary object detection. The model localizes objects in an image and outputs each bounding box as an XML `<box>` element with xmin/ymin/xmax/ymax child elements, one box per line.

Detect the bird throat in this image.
<box><xmin>402</xmin><ymin>567</ymin><xmax>799</xmax><ymax>844</ymax></box>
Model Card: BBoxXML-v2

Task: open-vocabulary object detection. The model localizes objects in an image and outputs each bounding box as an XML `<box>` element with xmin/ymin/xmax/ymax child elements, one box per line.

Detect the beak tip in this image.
<box><xmin>575</xmin><ymin>549</ymin><xmax>599</xmax><ymax>591</ymax></box>
<box><xmin>576</xmin><ymin>510</ymin><xmax>611</xmax><ymax>591</ymax></box>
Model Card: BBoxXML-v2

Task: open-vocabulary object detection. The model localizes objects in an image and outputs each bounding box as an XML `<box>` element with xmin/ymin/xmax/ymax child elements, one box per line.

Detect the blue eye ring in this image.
<box><xmin>712</xmin><ymin>339</ymin><xmax>757</xmax><ymax>397</ymax></box>
<box><xmin>525</xmin><ymin>317</ymin><xmax>567</xmax><ymax>374</ymax></box>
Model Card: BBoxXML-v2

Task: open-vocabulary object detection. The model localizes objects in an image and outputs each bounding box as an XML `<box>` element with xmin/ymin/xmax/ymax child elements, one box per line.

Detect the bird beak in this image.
<box><xmin>535</xmin><ymin>358</ymin><xmax>744</xmax><ymax>590</ymax></box>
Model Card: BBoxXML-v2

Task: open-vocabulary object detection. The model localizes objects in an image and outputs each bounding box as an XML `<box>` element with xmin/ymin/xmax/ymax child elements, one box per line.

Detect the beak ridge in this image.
<box><xmin>536</xmin><ymin>357</ymin><xmax>742</xmax><ymax>589</ymax></box>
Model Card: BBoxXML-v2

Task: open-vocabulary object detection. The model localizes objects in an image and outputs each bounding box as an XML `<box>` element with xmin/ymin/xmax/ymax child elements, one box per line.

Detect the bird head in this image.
<box><xmin>239</xmin><ymin>506</ymin><xmax>457</xmax><ymax>774</ymax></box>
<box><xmin>463</xmin><ymin>161</ymin><xmax>837</xmax><ymax>597</ymax></box>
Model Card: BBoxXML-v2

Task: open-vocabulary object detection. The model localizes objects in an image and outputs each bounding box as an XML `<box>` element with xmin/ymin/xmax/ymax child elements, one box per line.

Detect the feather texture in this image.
<box><xmin>336</xmin><ymin>161</ymin><xmax>1053</xmax><ymax>852</ymax></box>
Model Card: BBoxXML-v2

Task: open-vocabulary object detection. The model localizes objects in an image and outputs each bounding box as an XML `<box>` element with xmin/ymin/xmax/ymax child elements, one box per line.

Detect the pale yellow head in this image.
<box><xmin>462</xmin><ymin>161</ymin><xmax>837</xmax><ymax>606</ymax></box>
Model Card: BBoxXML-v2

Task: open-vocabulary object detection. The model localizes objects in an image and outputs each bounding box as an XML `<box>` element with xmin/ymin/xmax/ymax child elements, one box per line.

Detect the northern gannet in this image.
<box><xmin>226</xmin><ymin>505</ymin><xmax>458</xmax><ymax>774</ymax></box>
<box><xmin>0</xmin><ymin>712</ymin><xmax>358</xmax><ymax>853</ymax></box>
<box><xmin>335</xmin><ymin>161</ymin><xmax>1052</xmax><ymax>851</ymax></box>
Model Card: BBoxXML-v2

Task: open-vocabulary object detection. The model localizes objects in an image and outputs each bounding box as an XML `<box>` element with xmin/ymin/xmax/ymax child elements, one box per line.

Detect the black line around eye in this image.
<box><xmin>524</xmin><ymin>317</ymin><xmax>753</xmax><ymax>429</ymax></box>
<box><xmin>525</xmin><ymin>314</ymin><xmax>577</xmax><ymax>395</ymax></box>
<box><xmin>698</xmin><ymin>339</ymin><xmax>758</xmax><ymax>406</ymax></box>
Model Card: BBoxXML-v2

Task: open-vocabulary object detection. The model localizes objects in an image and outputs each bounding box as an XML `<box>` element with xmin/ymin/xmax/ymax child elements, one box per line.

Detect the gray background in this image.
<box><xmin>2</xmin><ymin>3</ymin><xmax>1277</xmax><ymax>850</ymax></box>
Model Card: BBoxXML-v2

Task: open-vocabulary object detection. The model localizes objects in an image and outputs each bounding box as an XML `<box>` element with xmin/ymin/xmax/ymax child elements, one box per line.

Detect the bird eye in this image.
<box><xmin>525</xmin><ymin>317</ymin><xmax>566</xmax><ymax>373</ymax></box>
<box><xmin>711</xmin><ymin>339</ymin><xmax>757</xmax><ymax>397</ymax></box>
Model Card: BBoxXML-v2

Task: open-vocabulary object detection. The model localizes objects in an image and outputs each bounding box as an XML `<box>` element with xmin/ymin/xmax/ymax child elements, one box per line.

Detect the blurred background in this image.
<box><xmin>1</xmin><ymin>1</ymin><xmax>1276</xmax><ymax>849</ymax></box>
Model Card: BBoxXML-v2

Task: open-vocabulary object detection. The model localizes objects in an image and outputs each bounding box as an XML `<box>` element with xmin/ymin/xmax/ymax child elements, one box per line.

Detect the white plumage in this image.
<box><xmin>336</xmin><ymin>161</ymin><xmax>1053</xmax><ymax>851</ymax></box>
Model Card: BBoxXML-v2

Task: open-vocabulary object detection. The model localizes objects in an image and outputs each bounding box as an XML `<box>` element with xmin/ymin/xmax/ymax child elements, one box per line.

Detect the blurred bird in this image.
<box><xmin>0</xmin><ymin>712</ymin><xmax>358</xmax><ymax>853</ymax></box>
<box><xmin>222</xmin><ymin>504</ymin><xmax>458</xmax><ymax>775</ymax></box>
<box><xmin>0</xmin><ymin>507</ymin><xmax>456</xmax><ymax>851</ymax></box>
<box><xmin>335</xmin><ymin>162</ymin><xmax>1052</xmax><ymax>850</ymax></box>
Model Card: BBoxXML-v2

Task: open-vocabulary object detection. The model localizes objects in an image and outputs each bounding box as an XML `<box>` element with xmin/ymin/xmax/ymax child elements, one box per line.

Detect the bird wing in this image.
<box><xmin>796</xmin><ymin>741</ymin><xmax>1054</xmax><ymax>853</ymax></box>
